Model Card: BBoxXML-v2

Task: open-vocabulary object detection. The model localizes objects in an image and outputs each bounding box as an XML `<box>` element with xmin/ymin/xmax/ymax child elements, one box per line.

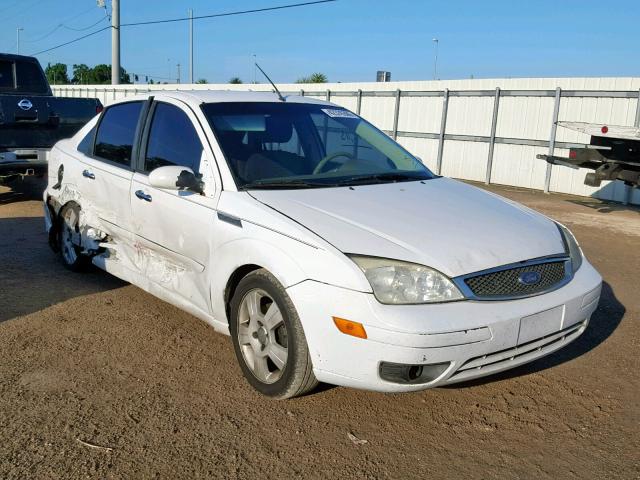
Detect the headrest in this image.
<box><xmin>263</xmin><ymin>116</ymin><xmax>293</xmax><ymax>144</ymax></box>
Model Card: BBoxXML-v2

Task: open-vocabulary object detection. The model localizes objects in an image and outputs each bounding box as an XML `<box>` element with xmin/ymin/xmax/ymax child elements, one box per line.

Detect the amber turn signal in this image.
<box><xmin>333</xmin><ymin>317</ymin><xmax>367</xmax><ymax>339</ymax></box>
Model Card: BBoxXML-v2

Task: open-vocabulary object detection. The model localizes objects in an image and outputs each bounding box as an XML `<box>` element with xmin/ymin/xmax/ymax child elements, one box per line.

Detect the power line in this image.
<box><xmin>2</xmin><ymin>0</ymin><xmax>47</xmax><ymax>23</ymax></box>
<box><xmin>30</xmin><ymin>26</ymin><xmax>111</xmax><ymax>56</ymax></box>
<box><xmin>29</xmin><ymin>0</ymin><xmax>337</xmax><ymax>56</ymax></box>
<box><xmin>0</xmin><ymin>0</ymin><xmax>22</xmax><ymax>16</ymax></box>
<box><xmin>120</xmin><ymin>0</ymin><xmax>337</xmax><ymax>27</ymax></box>
<box><xmin>61</xmin><ymin>15</ymin><xmax>109</xmax><ymax>32</ymax></box>
<box><xmin>23</xmin><ymin>7</ymin><xmax>107</xmax><ymax>43</ymax></box>
<box><xmin>23</xmin><ymin>24</ymin><xmax>64</xmax><ymax>43</ymax></box>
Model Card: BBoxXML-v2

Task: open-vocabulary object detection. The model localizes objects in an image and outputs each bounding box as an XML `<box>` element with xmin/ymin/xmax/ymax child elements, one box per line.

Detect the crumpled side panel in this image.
<box><xmin>49</xmin><ymin>185</ymin><xmax>107</xmax><ymax>253</ymax></box>
<box><xmin>131</xmin><ymin>244</ymin><xmax>186</xmax><ymax>285</ymax></box>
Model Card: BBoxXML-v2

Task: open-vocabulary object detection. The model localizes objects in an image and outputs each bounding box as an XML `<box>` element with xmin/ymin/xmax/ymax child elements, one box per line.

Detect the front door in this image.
<box><xmin>130</xmin><ymin>99</ymin><xmax>218</xmax><ymax>314</ymax></box>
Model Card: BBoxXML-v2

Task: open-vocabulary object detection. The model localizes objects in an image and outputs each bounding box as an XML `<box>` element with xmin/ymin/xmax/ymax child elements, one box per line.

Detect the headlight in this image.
<box><xmin>556</xmin><ymin>223</ymin><xmax>583</xmax><ymax>273</ymax></box>
<box><xmin>349</xmin><ymin>255</ymin><xmax>464</xmax><ymax>304</ymax></box>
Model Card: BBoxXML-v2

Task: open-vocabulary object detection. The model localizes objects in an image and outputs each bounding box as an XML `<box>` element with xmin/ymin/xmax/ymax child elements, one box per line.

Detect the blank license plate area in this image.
<box><xmin>518</xmin><ymin>305</ymin><xmax>564</xmax><ymax>345</ymax></box>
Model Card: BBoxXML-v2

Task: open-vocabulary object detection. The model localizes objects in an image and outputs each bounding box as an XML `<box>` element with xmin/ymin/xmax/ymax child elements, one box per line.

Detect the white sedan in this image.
<box><xmin>44</xmin><ymin>91</ymin><xmax>602</xmax><ymax>399</ymax></box>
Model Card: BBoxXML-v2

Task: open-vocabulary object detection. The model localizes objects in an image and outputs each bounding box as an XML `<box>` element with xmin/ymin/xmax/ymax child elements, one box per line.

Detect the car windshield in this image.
<box><xmin>202</xmin><ymin>102</ymin><xmax>435</xmax><ymax>189</ymax></box>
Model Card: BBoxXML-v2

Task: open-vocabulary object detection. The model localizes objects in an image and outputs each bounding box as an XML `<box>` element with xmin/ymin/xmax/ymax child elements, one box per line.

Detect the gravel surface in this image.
<box><xmin>0</xmin><ymin>178</ymin><xmax>638</xmax><ymax>479</ymax></box>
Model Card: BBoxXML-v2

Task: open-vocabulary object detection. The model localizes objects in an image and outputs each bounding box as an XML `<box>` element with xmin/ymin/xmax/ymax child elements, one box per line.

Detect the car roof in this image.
<box><xmin>117</xmin><ymin>89</ymin><xmax>333</xmax><ymax>108</ymax></box>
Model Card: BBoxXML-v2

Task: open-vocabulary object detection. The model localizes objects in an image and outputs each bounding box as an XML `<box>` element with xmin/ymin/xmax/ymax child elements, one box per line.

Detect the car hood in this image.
<box><xmin>249</xmin><ymin>178</ymin><xmax>565</xmax><ymax>278</ymax></box>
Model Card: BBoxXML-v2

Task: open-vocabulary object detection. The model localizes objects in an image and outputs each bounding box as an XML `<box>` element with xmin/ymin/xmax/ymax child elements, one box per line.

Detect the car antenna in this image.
<box><xmin>255</xmin><ymin>63</ymin><xmax>286</xmax><ymax>102</ymax></box>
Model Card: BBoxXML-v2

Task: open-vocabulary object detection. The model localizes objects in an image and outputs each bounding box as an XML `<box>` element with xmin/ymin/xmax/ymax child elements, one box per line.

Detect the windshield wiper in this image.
<box><xmin>337</xmin><ymin>172</ymin><xmax>432</xmax><ymax>186</ymax></box>
<box><xmin>239</xmin><ymin>179</ymin><xmax>332</xmax><ymax>190</ymax></box>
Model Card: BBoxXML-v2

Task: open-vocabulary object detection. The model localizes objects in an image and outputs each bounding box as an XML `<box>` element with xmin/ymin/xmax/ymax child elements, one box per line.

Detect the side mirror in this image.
<box><xmin>149</xmin><ymin>165</ymin><xmax>204</xmax><ymax>194</ymax></box>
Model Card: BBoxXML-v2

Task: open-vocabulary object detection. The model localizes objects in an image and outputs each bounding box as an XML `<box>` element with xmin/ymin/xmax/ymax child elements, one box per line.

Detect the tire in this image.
<box><xmin>229</xmin><ymin>269</ymin><xmax>318</xmax><ymax>399</ymax></box>
<box><xmin>57</xmin><ymin>202</ymin><xmax>91</xmax><ymax>272</ymax></box>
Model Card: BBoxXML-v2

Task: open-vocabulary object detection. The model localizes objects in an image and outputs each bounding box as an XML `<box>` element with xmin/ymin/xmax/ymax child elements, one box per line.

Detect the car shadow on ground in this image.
<box><xmin>449</xmin><ymin>280</ymin><xmax>624</xmax><ymax>388</ymax></box>
<box><xmin>0</xmin><ymin>215</ymin><xmax>126</xmax><ymax>323</ymax></box>
<box><xmin>0</xmin><ymin>177</ymin><xmax>46</xmax><ymax>205</ymax></box>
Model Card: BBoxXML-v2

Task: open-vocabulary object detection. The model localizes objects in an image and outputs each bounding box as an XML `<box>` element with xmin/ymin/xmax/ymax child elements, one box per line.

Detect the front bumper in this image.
<box><xmin>287</xmin><ymin>259</ymin><xmax>602</xmax><ymax>393</ymax></box>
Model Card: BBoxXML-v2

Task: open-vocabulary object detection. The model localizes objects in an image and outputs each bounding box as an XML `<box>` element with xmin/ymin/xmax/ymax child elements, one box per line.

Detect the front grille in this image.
<box><xmin>464</xmin><ymin>261</ymin><xmax>567</xmax><ymax>299</ymax></box>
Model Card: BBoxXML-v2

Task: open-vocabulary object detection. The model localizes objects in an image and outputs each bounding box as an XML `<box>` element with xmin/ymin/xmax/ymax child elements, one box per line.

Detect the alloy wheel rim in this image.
<box><xmin>237</xmin><ymin>288</ymin><xmax>288</xmax><ymax>384</ymax></box>
<box><xmin>61</xmin><ymin>208</ymin><xmax>79</xmax><ymax>265</ymax></box>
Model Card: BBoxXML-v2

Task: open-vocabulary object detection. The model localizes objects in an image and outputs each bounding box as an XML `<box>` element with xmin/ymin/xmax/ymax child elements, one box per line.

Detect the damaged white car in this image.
<box><xmin>44</xmin><ymin>91</ymin><xmax>602</xmax><ymax>399</ymax></box>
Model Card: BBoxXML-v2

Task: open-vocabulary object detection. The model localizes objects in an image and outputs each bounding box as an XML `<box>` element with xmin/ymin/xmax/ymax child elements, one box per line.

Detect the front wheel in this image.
<box><xmin>229</xmin><ymin>269</ymin><xmax>318</xmax><ymax>399</ymax></box>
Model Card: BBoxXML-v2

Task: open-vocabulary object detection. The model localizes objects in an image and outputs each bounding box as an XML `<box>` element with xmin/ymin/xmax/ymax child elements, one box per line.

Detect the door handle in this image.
<box><xmin>135</xmin><ymin>190</ymin><xmax>152</xmax><ymax>202</ymax></box>
<box><xmin>82</xmin><ymin>169</ymin><xmax>95</xmax><ymax>179</ymax></box>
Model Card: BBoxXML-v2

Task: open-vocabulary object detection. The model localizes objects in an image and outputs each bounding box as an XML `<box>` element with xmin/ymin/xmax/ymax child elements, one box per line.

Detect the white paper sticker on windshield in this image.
<box><xmin>322</xmin><ymin>108</ymin><xmax>358</xmax><ymax>119</ymax></box>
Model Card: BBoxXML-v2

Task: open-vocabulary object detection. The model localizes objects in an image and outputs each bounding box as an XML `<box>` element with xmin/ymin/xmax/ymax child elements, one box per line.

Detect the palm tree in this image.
<box><xmin>309</xmin><ymin>73</ymin><xmax>328</xmax><ymax>83</ymax></box>
<box><xmin>195</xmin><ymin>78</ymin><xmax>208</xmax><ymax>84</ymax></box>
<box><xmin>228</xmin><ymin>77</ymin><xmax>243</xmax><ymax>84</ymax></box>
<box><xmin>296</xmin><ymin>73</ymin><xmax>328</xmax><ymax>84</ymax></box>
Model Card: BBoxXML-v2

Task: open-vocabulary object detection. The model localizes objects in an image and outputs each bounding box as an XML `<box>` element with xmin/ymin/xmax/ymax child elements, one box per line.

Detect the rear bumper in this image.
<box><xmin>0</xmin><ymin>149</ymin><xmax>48</xmax><ymax>179</ymax></box>
<box><xmin>287</xmin><ymin>259</ymin><xmax>602</xmax><ymax>393</ymax></box>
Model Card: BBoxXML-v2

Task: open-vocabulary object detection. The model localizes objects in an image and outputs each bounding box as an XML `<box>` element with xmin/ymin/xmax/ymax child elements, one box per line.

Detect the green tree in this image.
<box><xmin>70</xmin><ymin>64</ymin><xmax>131</xmax><ymax>85</ymax></box>
<box><xmin>88</xmin><ymin>64</ymin><xmax>111</xmax><ymax>84</ymax></box>
<box><xmin>45</xmin><ymin>63</ymin><xmax>69</xmax><ymax>85</ymax></box>
<box><xmin>295</xmin><ymin>72</ymin><xmax>328</xmax><ymax>84</ymax></box>
<box><xmin>228</xmin><ymin>77</ymin><xmax>242</xmax><ymax>84</ymax></box>
<box><xmin>119</xmin><ymin>67</ymin><xmax>132</xmax><ymax>84</ymax></box>
<box><xmin>72</xmin><ymin>64</ymin><xmax>91</xmax><ymax>84</ymax></box>
<box><xmin>195</xmin><ymin>78</ymin><xmax>208</xmax><ymax>84</ymax></box>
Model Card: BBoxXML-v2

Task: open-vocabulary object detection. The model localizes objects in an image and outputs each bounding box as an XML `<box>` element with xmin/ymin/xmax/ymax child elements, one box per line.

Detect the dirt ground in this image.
<box><xmin>0</xmin><ymin>178</ymin><xmax>638</xmax><ymax>479</ymax></box>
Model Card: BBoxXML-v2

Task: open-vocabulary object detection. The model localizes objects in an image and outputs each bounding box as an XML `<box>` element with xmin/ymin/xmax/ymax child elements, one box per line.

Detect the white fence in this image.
<box><xmin>53</xmin><ymin>77</ymin><xmax>640</xmax><ymax>205</ymax></box>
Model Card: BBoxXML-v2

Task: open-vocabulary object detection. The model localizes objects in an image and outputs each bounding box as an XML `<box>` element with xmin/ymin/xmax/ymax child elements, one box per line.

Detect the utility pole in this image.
<box><xmin>16</xmin><ymin>27</ymin><xmax>23</xmax><ymax>54</ymax></box>
<box><xmin>432</xmin><ymin>38</ymin><xmax>439</xmax><ymax>80</ymax></box>
<box><xmin>177</xmin><ymin>63</ymin><xmax>181</xmax><ymax>84</ymax></box>
<box><xmin>111</xmin><ymin>0</ymin><xmax>120</xmax><ymax>85</ymax></box>
<box><xmin>188</xmin><ymin>8</ymin><xmax>194</xmax><ymax>84</ymax></box>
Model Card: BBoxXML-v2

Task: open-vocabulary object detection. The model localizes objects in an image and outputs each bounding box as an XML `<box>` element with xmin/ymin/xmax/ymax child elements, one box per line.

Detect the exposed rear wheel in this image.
<box><xmin>58</xmin><ymin>203</ymin><xmax>91</xmax><ymax>272</ymax></box>
<box><xmin>230</xmin><ymin>269</ymin><xmax>318</xmax><ymax>399</ymax></box>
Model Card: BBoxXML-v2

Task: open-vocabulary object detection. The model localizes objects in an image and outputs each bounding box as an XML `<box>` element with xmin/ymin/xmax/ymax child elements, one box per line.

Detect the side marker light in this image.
<box><xmin>333</xmin><ymin>317</ymin><xmax>367</xmax><ymax>339</ymax></box>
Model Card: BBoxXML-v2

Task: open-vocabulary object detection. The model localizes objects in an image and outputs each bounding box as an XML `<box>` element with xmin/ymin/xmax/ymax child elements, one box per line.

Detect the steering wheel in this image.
<box><xmin>312</xmin><ymin>151</ymin><xmax>355</xmax><ymax>175</ymax></box>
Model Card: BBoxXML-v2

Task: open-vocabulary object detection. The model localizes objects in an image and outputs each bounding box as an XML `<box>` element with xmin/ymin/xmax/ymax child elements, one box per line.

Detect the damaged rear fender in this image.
<box><xmin>45</xmin><ymin>185</ymin><xmax>107</xmax><ymax>255</ymax></box>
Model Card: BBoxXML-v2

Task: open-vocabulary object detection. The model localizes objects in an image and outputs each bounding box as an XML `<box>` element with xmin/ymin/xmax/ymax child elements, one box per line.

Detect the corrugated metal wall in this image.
<box><xmin>52</xmin><ymin>77</ymin><xmax>640</xmax><ymax>205</ymax></box>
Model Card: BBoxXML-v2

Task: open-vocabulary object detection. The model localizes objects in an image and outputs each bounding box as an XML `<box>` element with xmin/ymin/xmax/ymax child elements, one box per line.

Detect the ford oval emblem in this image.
<box><xmin>17</xmin><ymin>99</ymin><xmax>33</xmax><ymax>111</ymax></box>
<box><xmin>518</xmin><ymin>271</ymin><xmax>542</xmax><ymax>286</ymax></box>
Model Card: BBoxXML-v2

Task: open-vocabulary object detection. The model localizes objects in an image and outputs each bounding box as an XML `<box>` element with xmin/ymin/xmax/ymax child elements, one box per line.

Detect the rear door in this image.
<box><xmin>130</xmin><ymin>98</ymin><xmax>219</xmax><ymax>313</ymax></box>
<box><xmin>76</xmin><ymin>100</ymin><xmax>146</xmax><ymax>238</ymax></box>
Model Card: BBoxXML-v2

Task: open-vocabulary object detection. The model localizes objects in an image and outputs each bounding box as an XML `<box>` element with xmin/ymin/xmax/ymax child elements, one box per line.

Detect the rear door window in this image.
<box><xmin>77</xmin><ymin>126</ymin><xmax>96</xmax><ymax>155</ymax></box>
<box><xmin>94</xmin><ymin>102</ymin><xmax>143</xmax><ymax>166</ymax></box>
<box><xmin>143</xmin><ymin>103</ymin><xmax>203</xmax><ymax>173</ymax></box>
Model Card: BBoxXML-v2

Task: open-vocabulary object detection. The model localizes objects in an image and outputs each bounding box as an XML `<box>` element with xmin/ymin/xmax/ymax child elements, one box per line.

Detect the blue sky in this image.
<box><xmin>1</xmin><ymin>0</ymin><xmax>639</xmax><ymax>83</ymax></box>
